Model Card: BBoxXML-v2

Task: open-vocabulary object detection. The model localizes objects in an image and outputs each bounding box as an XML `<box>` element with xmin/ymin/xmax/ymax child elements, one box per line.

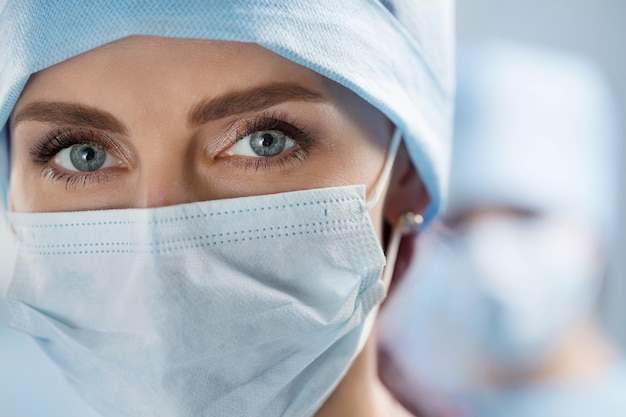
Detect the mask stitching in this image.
<box><xmin>19</xmin><ymin>222</ymin><xmax>376</xmax><ymax>255</ymax></box>
<box><xmin>10</xmin><ymin>195</ymin><xmax>362</xmax><ymax>229</ymax></box>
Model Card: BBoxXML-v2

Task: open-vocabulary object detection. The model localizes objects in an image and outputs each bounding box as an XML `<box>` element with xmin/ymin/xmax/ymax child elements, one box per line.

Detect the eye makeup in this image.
<box><xmin>26</xmin><ymin>109</ymin><xmax>318</xmax><ymax>190</ymax></box>
<box><xmin>29</xmin><ymin>127</ymin><xmax>127</xmax><ymax>189</ymax></box>
<box><xmin>220</xmin><ymin>111</ymin><xmax>315</xmax><ymax>172</ymax></box>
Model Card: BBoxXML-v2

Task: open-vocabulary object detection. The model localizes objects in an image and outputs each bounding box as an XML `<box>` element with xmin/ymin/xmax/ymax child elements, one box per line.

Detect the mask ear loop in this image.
<box><xmin>381</xmin><ymin>212</ymin><xmax>423</xmax><ymax>291</ymax></box>
<box><xmin>356</xmin><ymin>211</ymin><xmax>423</xmax><ymax>353</ymax></box>
<box><xmin>362</xmin><ymin>128</ymin><xmax>424</xmax><ymax>290</ymax></box>
<box><xmin>365</xmin><ymin>128</ymin><xmax>403</xmax><ymax>211</ymax></box>
<box><xmin>357</xmin><ymin>128</ymin><xmax>422</xmax><ymax>353</ymax></box>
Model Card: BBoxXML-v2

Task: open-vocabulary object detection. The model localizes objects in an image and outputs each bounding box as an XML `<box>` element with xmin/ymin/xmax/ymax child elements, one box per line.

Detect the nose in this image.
<box><xmin>135</xmin><ymin>176</ymin><xmax>197</xmax><ymax>208</ymax></box>
<box><xmin>130</xmin><ymin>147</ymin><xmax>207</xmax><ymax>209</ymax></box>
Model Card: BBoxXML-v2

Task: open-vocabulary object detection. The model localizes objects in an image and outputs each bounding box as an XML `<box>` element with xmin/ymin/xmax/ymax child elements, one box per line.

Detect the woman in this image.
<box><xmin>0</xmin><ymin>1</ymin><xmax>454</xmax><ymax>416</ymax></box>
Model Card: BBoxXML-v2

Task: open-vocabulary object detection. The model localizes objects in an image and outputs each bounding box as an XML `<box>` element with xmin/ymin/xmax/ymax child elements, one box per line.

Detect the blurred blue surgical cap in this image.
<box><xmin>0</xmin><ymin>0</ymin><xmax>455</xmax><ymax>221</ymax></box>
<box><xmin>450</xmin><ymin>41</ymin><xmax>622</xmax><ymax>250</ymax></box>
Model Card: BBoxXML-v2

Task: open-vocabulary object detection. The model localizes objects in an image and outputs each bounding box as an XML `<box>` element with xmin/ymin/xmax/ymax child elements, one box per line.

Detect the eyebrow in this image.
<box><xmin>12</xmin><ymin>83</ymin><xmax>326</xmax><ymax>133</ymax></box>
<box><xmin>12</xmin><ymin>102</ymin><xmax>128</xmax><ymax>134</ymax></box>
<box><xmin>188</xmin><ymin>83</ymin><xmax>326</xmax><ymax>127</ymax></box>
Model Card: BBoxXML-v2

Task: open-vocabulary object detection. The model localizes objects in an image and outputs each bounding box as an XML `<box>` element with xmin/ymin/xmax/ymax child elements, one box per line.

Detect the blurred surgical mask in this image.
<box><xmin>448</xmin><ymin>216</ymin><xmax>601</xmax><ymax>366</ymax></box>
<box><xmin>378</xmin><ymin>214</ymin><xmax>602</xmax><ymax>413</ymax></box>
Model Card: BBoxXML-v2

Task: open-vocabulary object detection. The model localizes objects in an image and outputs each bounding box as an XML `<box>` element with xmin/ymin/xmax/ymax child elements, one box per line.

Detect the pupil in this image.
<box><xmin>83</xmin><ymin>148</ymin><xmax>95</xmax><ymax>161</ymax></box>
<box><xmin>261</xmin><ymin>134</ymin><xmax>274</xmax><ymax>147</ymax></box>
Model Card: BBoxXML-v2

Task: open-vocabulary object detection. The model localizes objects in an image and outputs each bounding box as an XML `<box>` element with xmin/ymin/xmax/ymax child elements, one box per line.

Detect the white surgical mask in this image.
<box><xmin>5</xmin><ymin>130</ymin><xmax>402</xmax><ymax>417</ymax></box>
<box><xmin>446</xmin><ymin>217</ymin><xmax>601</xmax><ymax>367</ymax></box>
<box><xmin>378</xmin><ymin>215</ymin><xmax>602</xmax><ymax>414</ymax></box>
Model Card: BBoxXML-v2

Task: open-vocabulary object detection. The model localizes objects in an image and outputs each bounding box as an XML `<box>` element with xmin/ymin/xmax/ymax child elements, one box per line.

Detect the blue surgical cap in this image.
<box><xmin>450</xmin><ymin>42</ymin><xmax>622</xmax><ymax>250</ymax></box>
<box><xmin>0</xmin><ymin>0</ymin><xmax>455</xmax><ymax>221</ymax></box>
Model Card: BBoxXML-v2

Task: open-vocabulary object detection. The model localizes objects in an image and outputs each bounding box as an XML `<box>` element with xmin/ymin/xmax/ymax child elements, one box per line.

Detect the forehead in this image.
<box><xmin>15</xmin><ymin>36</ymin><xmax>331</xmax><ymax>111</ymax></box>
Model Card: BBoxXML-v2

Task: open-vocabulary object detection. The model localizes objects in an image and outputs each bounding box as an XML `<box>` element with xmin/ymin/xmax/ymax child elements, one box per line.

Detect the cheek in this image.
<box><xmin>9</xmin><ymin>168</ymin><xmax>50</xmax><ymax>213</ymax></box>
<box><xmin>8</xmin><ymin>170</ymin><xmax>37</xmax><ymax>212</ymax></box>
<box><xmin>8</xmin><ymin>127</ymin><xmax>48</xmax><ymax>212</ymax></box>
<box><xmin>8</xmin><ymin>136</ymin><xmax>68</xmax><ymax>213</ymax></box>
<box><xmin>8</xmin><ymin>146</ymin><xmax>31</xmax><ymax>212</ymax></box>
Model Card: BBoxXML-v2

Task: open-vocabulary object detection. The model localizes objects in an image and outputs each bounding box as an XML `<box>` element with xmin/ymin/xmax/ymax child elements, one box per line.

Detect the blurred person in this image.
<box><xmin>377</xmin><ymin>42</ymin><xmax>626</xmax><ymax>417</ymax></box>
<box><xmin>0</xmin><ymin>1</ymin><xmax>455</xmax><ymax>417</ymax></box>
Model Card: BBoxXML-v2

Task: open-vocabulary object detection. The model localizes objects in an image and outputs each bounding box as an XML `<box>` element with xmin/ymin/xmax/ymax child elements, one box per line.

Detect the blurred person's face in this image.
<box><xmin>377</xmin><ymin>203</ymin><xmax>605</xmax><ymax>417</ymax></box>
<box><xmin>444</xmin><ymin>206</ymin><xmax>603</xmax><ymax>268</ymax></box>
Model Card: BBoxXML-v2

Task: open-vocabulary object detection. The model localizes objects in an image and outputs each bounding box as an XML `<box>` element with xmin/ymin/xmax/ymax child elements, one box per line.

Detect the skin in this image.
<box><xmin>9</xmin><ymin>36</ymin><xmax>427</xmax><ymax>416</ymax></box>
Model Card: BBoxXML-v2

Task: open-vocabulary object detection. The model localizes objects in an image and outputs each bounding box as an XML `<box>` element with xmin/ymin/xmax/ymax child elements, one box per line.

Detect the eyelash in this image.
<box><xmin>29</xmin><ymin>113</ymin><xmax>314</xmax><ymax>188</ymax></box>
<box><xmin>229</xmin><ymin>112</ymin><xmax>314</xmax><ymax>171</ymax></box>
<box><xmin>30</xmin><ymin>128</ymin><xmax>118</xmax><ymax>189</ymax></box>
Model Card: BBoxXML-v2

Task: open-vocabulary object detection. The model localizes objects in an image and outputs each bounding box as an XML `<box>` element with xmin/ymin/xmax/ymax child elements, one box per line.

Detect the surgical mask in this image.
<box><xmin>377</xmin><ymin>216</ymin><xmax>601</xmax><ymax>414</ymax></box>
<box><xmin>5</xmin><ymin>130</ymin><xmax>402</xmax><ymax>417</ymax></box>
<box><xmin>451</xmin><ymin>217</ymin><xmax>601</xmax><ymax>365</ymax></box>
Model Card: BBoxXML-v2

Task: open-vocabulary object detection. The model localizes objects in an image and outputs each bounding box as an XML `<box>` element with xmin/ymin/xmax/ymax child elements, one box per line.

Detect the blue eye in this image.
<box><xmin>71</xmin><ymin>144</ymin><xmax>106</xmax><ymax>171</ymax></box>
<box><xmin>228</xmin><ymin>130</ymin><xmax>295</xmax><ymax>158</ymax></box>
<box><xmin>250</xmin><ymin>131</ymin><xmax>287</xmax><ymax>156</ymax></box>
<box><xmin>54</xmin><ymin>143</ymin><xmax>118</xmax><ymax>172</ymax></box>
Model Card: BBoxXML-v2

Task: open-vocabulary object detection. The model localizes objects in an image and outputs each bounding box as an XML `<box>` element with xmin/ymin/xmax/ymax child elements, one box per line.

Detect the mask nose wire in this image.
<box><xmin>364</xmin><ymin>127</ymin><xmax>403</xmax><ymax>211</ymax></box>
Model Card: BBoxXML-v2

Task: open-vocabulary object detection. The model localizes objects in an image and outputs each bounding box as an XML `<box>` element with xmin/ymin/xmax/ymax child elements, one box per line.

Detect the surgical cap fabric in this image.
<box><xmin>451</xmin><ymin>42</ymin><xmax>621</xmax><ymax>249</ymax></box>
<box><xmin>0</xmin><ymin>1</ymin><xmax>455</xmax><ymax>220</ymax></box>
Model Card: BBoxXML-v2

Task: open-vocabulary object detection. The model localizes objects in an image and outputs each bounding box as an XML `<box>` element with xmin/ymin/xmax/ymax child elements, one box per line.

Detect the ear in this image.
<box><xmin>383</xmin><ymin>143</ymin><xmax>430</xmax><ymax>227</ymax></box>
<box><xmin>382</xmin><ymin>143</ymin><xmax>430</xmax><ymax>295</ymax></box>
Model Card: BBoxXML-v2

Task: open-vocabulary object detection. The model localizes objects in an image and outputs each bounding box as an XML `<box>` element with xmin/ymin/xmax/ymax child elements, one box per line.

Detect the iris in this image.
<box><xmin>69</xmin><ymin>144</ymin><xmax>107</xmax><ymax>171</ymax></box>
<box><xmin>248</xmin><ymin>131</ymin><xmax>287</xmax><ymax>157</ymax></box>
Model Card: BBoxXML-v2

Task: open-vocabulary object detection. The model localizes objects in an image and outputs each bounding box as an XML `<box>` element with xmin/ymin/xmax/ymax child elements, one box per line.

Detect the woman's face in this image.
<box><xmin>9</xmin><ymin>36</ymin><xmax>392</xmax><ymax>225</ymax></box>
